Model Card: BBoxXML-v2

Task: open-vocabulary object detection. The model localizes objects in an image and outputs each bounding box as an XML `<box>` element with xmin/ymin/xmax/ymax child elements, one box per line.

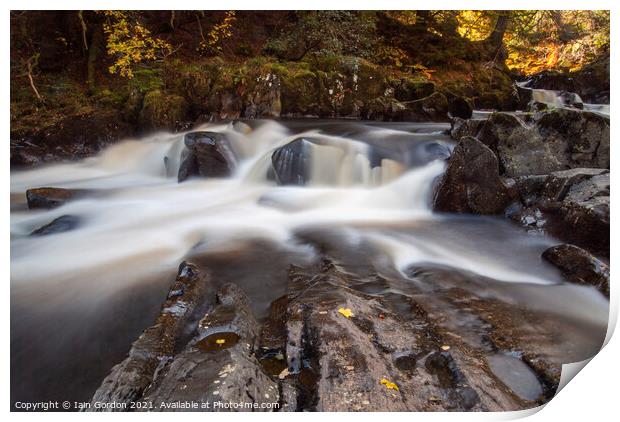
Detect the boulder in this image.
<box><xmin>542</xmin><ymin>244</ymin><xmax>609</xmax><ymax>298</ymax></box>
<box><xmin>397</xmin><ymin>92</ymin><xmax>450</xmax><ymax>122</ymax></box>
<box><xmin>270</xmin><ymin>138</ymin><xmax>312</xmax><ymax>186</ymax></box>
<box><xmin>559</xmin><ymin>172</ymin><xmax>609</xmax><ymax>255</ymax></box>
<box><xmin>478</xmin><ymin>110</ymin><xmax>610</xmax><ymax>176</ymax></box>
<box><xmin>433</xmin><ymin>137</ymin><xmax>518</xmax><ymax>214</ymax></box>
<box><xmin>178</xmin><ymin>132</ymin><xmax>236</xmax><ymax>182</ymax></box>
<box><xmin>89</xmin><ymin>262</ymin><xmax>210</xmax><ymax>411</ymax></box>
<box><xmin>30</xmin><ymin>215</ymin><xmax>81</xmax><ymax>236</ymax></box>
<box><xmin>511</xmin><ymin>169</ymin><xmax>609</xmax><ymax>256</ymax></box>
<box><xmin>450</xmin><ymin>118</ymin><xmax>485</xmax><ymax>141</ymax></box>
<box><xmin>448</xmin><ymin>97</ymin><xmax>473</xmax><ymax>119</ymax></box>
<box><xmin>140</xmin><ymin>284</ymin><xmax>278</xmax><ymax>411</ymax></box>
<box><xmin>26</xmin><ymin>187</ymin><xmax>88</xmax><ymax>209</ymax></box>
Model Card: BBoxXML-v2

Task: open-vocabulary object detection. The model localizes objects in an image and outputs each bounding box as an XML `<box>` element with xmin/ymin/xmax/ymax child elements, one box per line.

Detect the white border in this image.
<box><xmin>3</xmin><ymin>2</ymin><xmax>617</xmax><ymax>420</ymax></box>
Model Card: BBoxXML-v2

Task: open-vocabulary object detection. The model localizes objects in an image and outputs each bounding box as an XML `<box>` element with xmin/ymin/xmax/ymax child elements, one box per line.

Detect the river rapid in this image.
<box><xmin>10</xmin><ymin>119</ymin><xmax>608</xmax><ymax>405</ymax></box>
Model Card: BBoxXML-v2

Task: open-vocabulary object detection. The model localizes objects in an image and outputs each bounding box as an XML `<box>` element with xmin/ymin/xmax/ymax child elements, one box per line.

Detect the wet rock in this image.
<box><xmin>30</xmin><ymin>215</ymin><xmax>81</xmax><ymax>236</ymax></box>
<box><xmin>478</xmin><ymin>110</ymin><xmax>609</xmax><ymax>176</ymax></box>
<box><xmin>433</xmin><ymin>137</ymin><xmax>519</xmax><ymax>214</ymax></box>
<box><xmin>449</xmin><ymin>118</ymin><xmax>485</xmax><ymax>141</ymax></box>
<box><xmin>140</xmin><ymin>284</ymin><xmax>279</xmax><ymax>411</ymax></box>
<box><xmin>542</xmin><ymin>244</ymin><xmax>609</xmax><ymax>298</ymax></box>
<box><xmin>270</xmin><ymin>138</ymin><xmax>312</xmax><ymax>186</ymax></box>
<box><xmin>178</xmin><ymin>132</ymin><xmax>236</xmax><ymax>182</ymax></box>
<box><xmin>558</xmin><ymin>173</ymin><xmax>609</xmax><ymax>255</ymax></box>
<box><xmin>279</xmin><ymin>261</ymin><xmax>517</xmax><ymax>411</ymax></box>
<box><xmin>448</xmin><ymin>97</ymin><xmax>473</xmax><ymax>119</ymax></box>
<box><xmin>26</xmin><ymin>187</ymin><xmax>88</xmax><ymax>209</ymax></box>
<box><xmin>397</xmin><ymin>92</ymin><xmax>450</xmax><ymax>122</ymax></box>
<box><xmin>89</xmin><ymin>262</ymin><xmax>210</xmax><ymax>411</ymax></box>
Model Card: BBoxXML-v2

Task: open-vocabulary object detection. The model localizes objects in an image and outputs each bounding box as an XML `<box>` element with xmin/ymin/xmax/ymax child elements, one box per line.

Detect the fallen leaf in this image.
<box><xmin>378</xmin><ymin>313</ymin><xmax>385</xmax><ymax>319</ymax></box>
<box><xmin>441</xmin><ymin>345</ymin><xmax>450</xmax><ymax>351</ymax></box>
<box><xmin>338</xmin><ymin>307</ymin><xmax>354</xmax><ymax>318</ymax></box>
<box><xmin>216</xmin><ymin>339</ymin><xmax>226</xmax><ymax>345</ymax></box>
<box><xmin>380</xmin><ymin>378</ymin><xmax>399</xmax><ymax>391</ymax></box>
<box><xmin>278</xmin><ymin>368</ymin><xmax>290</xmax><ymax>380</ymax></box>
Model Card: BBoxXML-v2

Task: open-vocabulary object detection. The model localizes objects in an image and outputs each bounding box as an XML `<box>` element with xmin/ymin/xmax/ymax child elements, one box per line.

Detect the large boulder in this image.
<box><xmin>559</xmin><ymin>172</ymin><xmax>609</xmax><ymax>254</ymax></box>
<box><xmin>448</xmin><ymin>96</ymin><xmax>473</xmax><ymax>119</ymax></box>
<box><xmin>178</xmin><ymin>132</ymin><xmax>236</xmax><ymax>182</ymax></box>
<box><xmin>89</xmin><ymin>262</ymin><xmax>211</xmax><ymax>411</ymax></box>
<box><xmin>511</xmin><ymin>168</ymin><xmax>609</xmax><ymax>256</ymax></box>
<box><xmin>478</xmin><ymin>110</ymin><xmax>609</xmax><ymax>176</ymax></box>
<box><xmin>542</xmin><ymin>244</ymin><xmax>609</xmax><ymax>298</ymax></box>
<box><xmin>450</xmin><ymin>117</ymin><xmax>486</xmax><ymax>141</ymax></box>
<box><xmin>396</xmin><ymin>92</ymin><xmax>450</xmax><ymax>122</ymax></box>
<box><xmin>433</xmin><ymin>137</ymin><xmax>518</xmax><ymax>214</ymax></box>
<box><xmin>270</xmin><ymin>138</ymin><xmax>312</xmax><ymax>186</ymax></box>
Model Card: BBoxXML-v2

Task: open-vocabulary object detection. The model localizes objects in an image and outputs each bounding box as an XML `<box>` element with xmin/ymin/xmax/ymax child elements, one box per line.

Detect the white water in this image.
<box><xmin>517</xmin><ymin>80</ymin><xmax>610</xmax><ymax>116</ymax></box>
<box><xmin>10</xmin><ymin>119</ymin><xmax>609</xmax><ymax>405</ymax></box>
<box><xmin>11</xmin><ymin>119</ymin><xmax>568</xmax><ymax>291</ymax></box>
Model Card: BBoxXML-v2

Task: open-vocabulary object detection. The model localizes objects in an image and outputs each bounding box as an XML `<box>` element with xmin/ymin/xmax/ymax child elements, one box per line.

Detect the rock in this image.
<box><xmin>244</xmin><ymin>73</ymin><xmax>282</xmax><ymax>119</ymax></box>
<box><xmin>511</xmin><ymin>169</ymin><xmax>609</xmax><ymax>256</ymax></box>
<box><xmin>178</xmin><ymin>132</ymin><xmax>236</xmax><ymax>182</ymax></box>
<box><xmin>140</xmin><ymin>284</ymin><xmax>278</xmax><ymax>411</ymax></box>
<box><xmin>433</xmin><ymin>137</ymin><xmax>518</xmax><ymax>214</ymax></box>
<box><xmin>11</xmin><ymin>110</ymin><xmax>133</xmax><ymax>168</ymax></box>
<box><xmin>448</xmin><ymin>97</ymin><xmax>473</xmax><ymax>119</ymax></box>
<box><xmin>478</xmin><ymin>110</ymin><xmax>609</xmax><ymax>176</ymax></box>
<box><xmin>89</xmin><ymin>262</ymin><xmax>210</xmax><ymax>411</ymax></box>
<box><xmin>542</xmin><ymin>244</ymin><xmax>609</xmax><ymax>298</ymax></box>
<box><xmin>397</xmin><ymin>92</ymin><xmax>450</xmax><ymax>122</ymax></box>
<box><xmin>279</xmin><ymin>260</ymin><xmax>521</xmax><ymax>411</ymax></box>
<box><xmin>393</xmin><ymin>79</ymin><xmax>435</xmax><ymax>102</ymax></box>
<box><xmin>30</xmin><ymin>215</ymin><xmax>81</xmax><ymax>236</ymax></box>
<box><xmin>26</xmin><ymin>187</ymin><xmax>88</xmax><ymax>209</ymax></box>
<box><xmin>270</xmin><ymin>138</ymin><xmax>312</xmax><ymax>186</ymax></box>
<box><xmin>138</xmin><ymin>90</ymin><xmax>191</xmax><ymax>132</ymax></box>
<box><xmin>449</xmin><ymin>118</ymin><xmax>485</xmax><ymax>141</ymax></box>
<box><xmin>559</xmin><ymin>173</ymin><xmax>609</xmax><ymax>255</ymax></box>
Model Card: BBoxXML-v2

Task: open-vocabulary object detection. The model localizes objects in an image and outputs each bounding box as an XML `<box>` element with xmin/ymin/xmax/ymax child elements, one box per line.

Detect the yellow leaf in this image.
<box><xmin>338</xmin><ymin>307</ymin><xmax>354</xmax><ymax>318</ymax></box>
<box><xmin>380</xmin><ymin>378</ymin><xmax>399</xmax><ymax>391</ymax></box>
<box><xmin>441</xmin><ymin>345</ymin><xmax>450</xmax><ymax>351</ymax></box>
<box><xmin>215</xmin><ymin>339</ymin><xmax>226</xmax><ymax>345</ymax></box>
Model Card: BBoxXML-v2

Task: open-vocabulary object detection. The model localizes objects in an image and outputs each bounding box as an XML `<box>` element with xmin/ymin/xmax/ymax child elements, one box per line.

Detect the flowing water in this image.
<box><xmin>10</xmin><ymin>119</ymin><xmax>609</xmax><ymax>406</ymax></box>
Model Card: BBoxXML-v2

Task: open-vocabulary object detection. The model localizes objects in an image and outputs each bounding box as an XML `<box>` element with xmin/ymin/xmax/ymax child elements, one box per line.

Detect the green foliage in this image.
<box><xmin>262</xmin><ymin>11</ymin><xmax>377</xmax><ymax>61</ymax></box>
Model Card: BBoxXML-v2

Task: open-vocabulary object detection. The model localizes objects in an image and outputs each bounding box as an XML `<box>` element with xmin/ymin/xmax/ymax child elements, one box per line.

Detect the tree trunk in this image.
<box><xmin>487</xmin><ymin>11</ymin><xmax>510</xmax><ymax>50</ymax></box>
<box><xmin>87</xmin><ymin>24</ymin><xmax>103</xmax><ymax>92</ymax></box>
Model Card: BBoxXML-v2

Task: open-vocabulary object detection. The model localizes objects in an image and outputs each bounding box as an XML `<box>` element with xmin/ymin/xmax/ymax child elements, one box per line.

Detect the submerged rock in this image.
<box><xmin>178</xmin><ymin>132</ymin><xmax>236</xmax><ymax>182</ymax></box>
<box><xmin>89</xmin><ymin>261</ymin><xmax>210</xmax><ymax>411</ymax></box>
<box><xmin>433</xmin><ymin>137</ymin><xmax>518</xmax><ymax>214</ymax></box>
<box><xmin>26</xmin><ymin>187</ymin><xmax>87</xmax><ymax>209</ymax></box>
<box><xmin>30</xmin><ymin>215</ymin><xmax>81</xmax><ymax>236</ymax></box>
<box><xmin>543</xmin><ymin>244</ymin><xmax>609</xmax><ymax>298</ymax></box>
